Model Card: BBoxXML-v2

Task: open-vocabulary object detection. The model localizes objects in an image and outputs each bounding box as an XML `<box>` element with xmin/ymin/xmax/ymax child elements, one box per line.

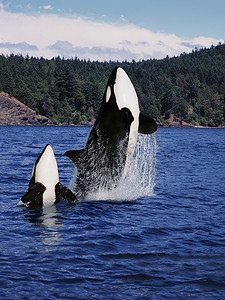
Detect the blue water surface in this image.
<box><xmin>0</xmin><ymin>126</ymin><xmax>225</xmax><ymax>299</ymax></box>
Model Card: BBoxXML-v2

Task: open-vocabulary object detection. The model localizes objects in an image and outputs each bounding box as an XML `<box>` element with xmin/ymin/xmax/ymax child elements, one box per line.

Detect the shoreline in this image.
<box><xmin>1</xmin><ymin>92</ymin><xmax>224</xmax><ymax>129</ymax></box>
<box><xmin>0</xmin><ymin>123</ymin><xmax>224</xmax><ymax>129</ymax></box>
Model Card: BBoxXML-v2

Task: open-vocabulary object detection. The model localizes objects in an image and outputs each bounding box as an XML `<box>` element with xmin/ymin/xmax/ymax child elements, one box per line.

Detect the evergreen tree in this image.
<box><xmin>0</xmin><ymin>43</ymin><xmax>224</xmax><ymax>126</ymax></box>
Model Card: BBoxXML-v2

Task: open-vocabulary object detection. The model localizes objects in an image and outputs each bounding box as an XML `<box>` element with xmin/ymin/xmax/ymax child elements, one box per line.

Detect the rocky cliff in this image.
<box><xmin>0</xmin><ymin>92</ymin><xmax>53</xmax><ymax>126</ymax></box>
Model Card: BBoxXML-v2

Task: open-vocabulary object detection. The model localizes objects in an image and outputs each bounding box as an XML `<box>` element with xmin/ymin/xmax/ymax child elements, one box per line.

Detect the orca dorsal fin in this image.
<box><xmin>138</xmin><ymin>113</ymin><xmax>157</xmax><ymax>134</ymax></box>
<box><xmin>64</xmin><ymin>149</ymin><xmax>84</xmax><ymax>167</ymax></box>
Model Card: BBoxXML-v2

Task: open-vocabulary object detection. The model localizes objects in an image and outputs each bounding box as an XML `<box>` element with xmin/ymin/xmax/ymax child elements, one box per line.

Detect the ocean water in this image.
<box><xmin>0</xmin><ymin>126</ymin><xmax>225</xmax><ymax>299</ymax></box>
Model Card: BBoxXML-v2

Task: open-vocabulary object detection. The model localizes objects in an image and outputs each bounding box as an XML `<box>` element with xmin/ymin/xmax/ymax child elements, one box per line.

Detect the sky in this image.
<box><xmin>0</xmin><ymin>0</ymin><xmax>224</xmax><ymax>61</ymax></box>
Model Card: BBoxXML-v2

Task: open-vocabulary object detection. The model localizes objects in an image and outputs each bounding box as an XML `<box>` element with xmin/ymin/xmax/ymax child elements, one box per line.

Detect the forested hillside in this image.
<box><xmin>0</xmin><ymin>43</ymin><xmax>224</xmax><ymax>126</ymax></box>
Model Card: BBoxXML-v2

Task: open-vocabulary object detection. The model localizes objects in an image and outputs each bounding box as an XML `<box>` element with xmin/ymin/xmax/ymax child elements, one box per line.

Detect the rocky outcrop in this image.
<box><xmin>157</xmin><ymin>114</ymin><xmax>195</xmax><ymax>128</ymax></box>
<box><xmin>0</xmin><ymin>92</ymin><xmax>53</xmax><ymax>126</ymax></box>
<box><xmin>166</xmin><ymin>114</ymin><xmax>195</xmax><ymax>127</ymax></box>
<box><xmin>157</xmin><ymin>114</ymin><xmax>225</xmax><ymax>128</ymax></box>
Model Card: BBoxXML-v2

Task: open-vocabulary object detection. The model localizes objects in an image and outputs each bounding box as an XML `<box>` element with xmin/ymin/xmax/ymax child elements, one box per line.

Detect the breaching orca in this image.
<box><xmin>65</xmin><ymin>67</ymin><xmax>157</xmax><ymax>200</ymax></box>
<box><xmin>18</xmin><ymin>144</ymin><xmax>76</xmax><ymax>209</ymax></box>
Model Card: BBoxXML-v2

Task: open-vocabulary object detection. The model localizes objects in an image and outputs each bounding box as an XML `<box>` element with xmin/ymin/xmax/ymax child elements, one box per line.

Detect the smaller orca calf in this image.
<box><xmin>18</xmin><ymin>144</ymin><xmax>76</xmax><ymax>209</ymax></box>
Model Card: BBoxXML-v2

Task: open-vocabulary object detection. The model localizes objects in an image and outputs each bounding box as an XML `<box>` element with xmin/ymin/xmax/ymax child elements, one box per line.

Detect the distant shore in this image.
<box><xmin>0</xmin><ymin>92</ymin><xmax>224</xmax><ymax>128</ymax></box>
<box><xmin>1</xmin><ymin>121</ymin><xmax>224</xmax><ymax>129</ymax></box>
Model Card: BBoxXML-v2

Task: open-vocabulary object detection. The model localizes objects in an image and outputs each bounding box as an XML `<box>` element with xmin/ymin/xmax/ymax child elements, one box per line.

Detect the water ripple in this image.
<box><xmin>1</xmin><ymin>127</ymin><xmax>225</xmax><ymax>299</ymax></box>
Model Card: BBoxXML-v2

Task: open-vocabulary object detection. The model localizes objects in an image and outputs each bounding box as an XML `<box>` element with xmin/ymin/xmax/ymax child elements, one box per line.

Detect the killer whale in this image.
<box><xmin>18</xmin><ymin>144</ymin><xmax>76</xmax><ymax>209</ymax></box>
<box><xmin>65</xmin><ymin>67</ymin><xmax>157</xmax><ymax>200</ymax></box>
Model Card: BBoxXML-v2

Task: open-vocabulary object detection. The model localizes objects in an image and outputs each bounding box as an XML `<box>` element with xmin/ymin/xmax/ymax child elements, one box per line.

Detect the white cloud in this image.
<box><xmin>49</xmin><ymin>41</ymin><xmax>140</xmax><ymax>61</ymax></box>
<box><xmin>0</xmin><ymin>41</ymin><xmax>38</xmax><ymax>51</ymax></box>
<box><xmin>40</xmin><ymin>5</ymin><xmax>53</xmax><ymax>10</ymax></box>
<box><xmin>0</xmin><ymin>7</ymin><xmax>223</xmax><ymax>61</ymax></box>
<box><xmin>0</xmin><ymin>1</ymin><xmax>7</xmax><ymax>9</ymax></box>
<box><xmin>120</xmin><ymin>15</ymin><xmax>125</xmax><ymax>22</ymax></box>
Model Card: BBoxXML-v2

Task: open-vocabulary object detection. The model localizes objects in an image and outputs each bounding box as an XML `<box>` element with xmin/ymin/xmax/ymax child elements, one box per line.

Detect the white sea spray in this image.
<box><xmin>70</xmin><ymin>133</ymin><xmax>157</xmax><ymax>201</ymax></box>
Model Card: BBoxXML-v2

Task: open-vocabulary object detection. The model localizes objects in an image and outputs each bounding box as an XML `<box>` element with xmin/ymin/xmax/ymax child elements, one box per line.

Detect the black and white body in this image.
<box><xmin>18</xmin><ymin>144</ymin><xmax>76</xmax><ymax>209</ymax></box>
<box><xmin>65</xmin><ymin>67</ymin><xmax>157</xmax><ymax>200</ymax></box>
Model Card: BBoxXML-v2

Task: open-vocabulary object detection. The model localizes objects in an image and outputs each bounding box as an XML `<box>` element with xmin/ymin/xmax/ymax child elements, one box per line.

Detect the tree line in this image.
<box><xmin>0</xmin><ymin>43</ymin><xmax>224</xmax><ymax>126</ymax></box>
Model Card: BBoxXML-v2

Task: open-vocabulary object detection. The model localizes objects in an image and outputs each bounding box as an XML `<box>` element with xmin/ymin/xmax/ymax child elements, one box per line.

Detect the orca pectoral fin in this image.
<box><xmin>55</xmin><ymin>182</ymin><xmax>78</xmax><ymax>203</ymax></box>
<box><xmin>64</xmin><ymin>149</ymin><xmax>84</xmax><ymax>167</ymax></box>
<box><xmin>138</xmin><ymin>113</ymin><xmax>157</xmax><ymax>134</ymax></box>
<box><xmin>20</xmin><ymin>182</ymin><xmax>46</xmax><ymax>209</ymax></box>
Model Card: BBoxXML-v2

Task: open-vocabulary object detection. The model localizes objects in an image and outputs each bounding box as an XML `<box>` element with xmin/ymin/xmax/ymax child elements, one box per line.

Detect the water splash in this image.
<box><xmin>70</xmin><ymin>133</ymin><xmax>157</xmax><ymax>202</ymax></box>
